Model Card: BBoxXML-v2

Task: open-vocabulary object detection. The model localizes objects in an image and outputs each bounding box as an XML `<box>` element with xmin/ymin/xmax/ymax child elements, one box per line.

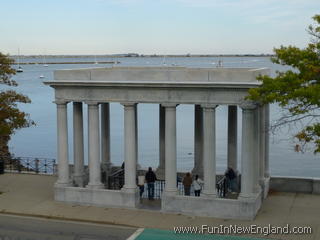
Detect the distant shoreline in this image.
<box><xmin>11</xmin><ymin>54</ymin><xmax>274</xmax><ymax>58</ymax></box>
<box><xmin>13</xmin><ymin>61</ymin><xmax>119</xmax><ymax>65</ymax></box>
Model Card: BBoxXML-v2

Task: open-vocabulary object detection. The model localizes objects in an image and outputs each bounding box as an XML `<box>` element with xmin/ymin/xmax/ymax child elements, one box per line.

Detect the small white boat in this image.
<box><xmin>16</xmin><ymin>48</ymin><xmax>23</xmax><ymax>72</ymax></box>
<box><xmin>39</xmin><ymin>75</ymin><xmax>45</xmax><ymax>79</ymax></box>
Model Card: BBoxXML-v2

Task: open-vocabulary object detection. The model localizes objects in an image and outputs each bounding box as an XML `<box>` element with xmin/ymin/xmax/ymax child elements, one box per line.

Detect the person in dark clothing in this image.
<box><xmin>145</xmin><ymin>167</ymin><xmax>157</xmax><ymax>200</ymax></box>
<box><xmin>182</xmin><ymin>172</ymin><xmax>193</xmax><ymax>196</ymax></box>
<box><xmin>225</xmin><ymin>167</ymin><xmax>237</xmax><ymax>192</ymax></box>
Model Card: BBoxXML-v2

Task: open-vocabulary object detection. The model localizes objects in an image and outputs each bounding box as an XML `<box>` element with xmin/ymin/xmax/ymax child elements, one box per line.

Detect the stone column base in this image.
<box><xmin>54</xmin><ymin>181</ymin><xmax>72</xmax><ymax>188</ymax></box>
<box><xmin>238</xmin><ymin>188</ymin><xmax>262</xmax><ymax>200</ymax></box>
<box><xmin>262</xmin><ymin>177</ymin><xmax>270</xmax><ymax>199</ymax></box>
<box><xmin>163</xmin><ymin>189</ymin><xmax>178</xmax><ymax>197</ymax></box>
<box><xmin>73</xmin><ymin>174</ymin><xmax>85</xmax><ymax>187</ymax></box>
<box><xmin>202</xmin><ymin>191</ymin><xmax>217</xmax><ymax>198</ymax></box>
<box><xmin>122</xmin><ymin>186</ymin><xmax>139</xmax><ymax>194</ymax></box>
<box><xmin>86</xmin><ymin>183</ymin><xmax>104</xmax><ymax>189</ymax></box>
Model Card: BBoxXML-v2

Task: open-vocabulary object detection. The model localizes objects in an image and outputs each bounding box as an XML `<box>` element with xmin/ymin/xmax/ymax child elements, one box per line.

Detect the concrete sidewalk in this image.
<box><xmin>0</xmin><ymin>173</ymin><xmax>319</xmax><ymax>240</ymax></box>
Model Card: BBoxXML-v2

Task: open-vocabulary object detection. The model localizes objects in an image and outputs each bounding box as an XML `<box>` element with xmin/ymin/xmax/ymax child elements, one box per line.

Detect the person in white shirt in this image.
<box><xmin>192</xmin><ymin>174</ymin><xmax>204</xmax><ymax>197</ymax></box>
<box><xmin>138</xmin><ymin>175</ymin><xmax>145</xmax><ymax>197</ymax></box>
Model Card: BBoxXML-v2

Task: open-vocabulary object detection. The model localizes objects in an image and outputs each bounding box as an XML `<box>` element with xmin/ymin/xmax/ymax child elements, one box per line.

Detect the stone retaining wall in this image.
<box><xmin>270</xmin><ymin>176</ymin><xmax>320</xmax><ymax>194</ymax></box>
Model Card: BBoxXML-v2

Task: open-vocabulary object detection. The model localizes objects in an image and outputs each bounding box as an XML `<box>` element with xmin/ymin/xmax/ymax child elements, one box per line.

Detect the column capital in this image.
<box><xmin>162</xmin><ymin>103</ymin><xmax>178</xmax><ymax>108</ymax></box>
<box><xmin>54</xmin><ymin>99</ymin><xmax>69</xmax><ymax>105</ymax></box>
<box><xmin>120</xmin><ymin>102</ymin><xmax>137</xmax><ymax>107</ymax></box>
<box><xmin>201</xmin><ymin>104</ymin><xmax>218</xmax><ymax>110</ymax></box>
<box><xmin>85</xmin><ymin>101</ymin><xmax>100</xmax><ymax>106</ymax></box>
<box><xmin>239</xmin><ymin>101</ymin><xmax>258</xmax><ymax>110</ymax></box>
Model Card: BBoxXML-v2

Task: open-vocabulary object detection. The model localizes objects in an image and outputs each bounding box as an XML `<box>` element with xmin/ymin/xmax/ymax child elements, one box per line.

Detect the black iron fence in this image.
<box><xmin>137</xmin><ymin>179</ymin><xmax>186</xmax><ymax>199</ymax></box>
<box><xmin>141</xmin><ymin>180</ymin><xmax>165</xmax><ymax>199</ymax></box>
<box><xmin>108</xmin><ymin>168</ymin><xmax>124</xmax><ymax>190</ymax></box>
<box><xmin>216</xmin><ymin>176</ymin><xmax>227</xmax><ymax>197</ymax></box>
<box><xmin>108</xmin><ymin>172</ymin><xmax>228</xmax><ymax>199</ymax></box>
<box><xmin>0</xmin><ymin>156</ymin><xmax>56</xmax><ymax>175</ymax></box>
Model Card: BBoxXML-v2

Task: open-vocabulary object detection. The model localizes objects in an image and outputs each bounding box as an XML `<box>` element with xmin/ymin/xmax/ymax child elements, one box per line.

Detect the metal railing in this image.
<box><xmin>1</xmin><ymin>156</ymin><xmax>56</xmax><ymax>175</ymax></box>
<box><xmin>140</xmin><ymin>179</ymin><xmax>188</xmax><ymax>199</ymax></box>
<box><xmin>107</xmin><ymin>170</ymin><xmax>230</xmax><ymax>199</ymax></box>
<box><xmin>141</xmin><ymin>180</ymin><xmax>165</xmax><ymax>199</ymax></box>
<box><xmin>108</xmin><ymin>168</ymin><xmax>124</xmax><ymax>190</ymax></box>
<box><xmin>216</xmin><ymin>176</ymin><xmax>227</xmax><ymax>197</ymax></box>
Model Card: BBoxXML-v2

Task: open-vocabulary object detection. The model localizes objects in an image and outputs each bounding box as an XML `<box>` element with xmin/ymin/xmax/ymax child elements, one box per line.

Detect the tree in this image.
<box><xmin>248</xmin><ymin>15</ymin><xmax>320</xmax><ymax>153</ymax></box>
<box><xmin>0</xmin><ymin>52</ymin><xmax>34</xmax><ymax>156</ymax></box>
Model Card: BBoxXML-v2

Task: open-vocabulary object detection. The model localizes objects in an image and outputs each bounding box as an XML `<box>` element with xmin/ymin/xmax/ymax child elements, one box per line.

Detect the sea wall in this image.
<box><xmin>270</xmin><ymin>176</ymin><xmax>320</xmax><ymax>194</ymax></box>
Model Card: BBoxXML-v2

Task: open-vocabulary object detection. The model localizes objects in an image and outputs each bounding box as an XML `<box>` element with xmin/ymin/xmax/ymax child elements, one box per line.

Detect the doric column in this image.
<box><xmin>122</xmin><ymin>103</ymin><xmax>138</xmax><ymax>192</ymax></box>
<box><xmin>201</xmin><ymin>104</ymin><xmax>218</xmax><ymax>197</ymax></box>
<box><xmin>73</xmin><ymin>102</ymin><xmax>84</xmax><ymax>187</ymax></box>
<box><xmin>135</xmin><ymin>104</ymin><xmax>138</xmax><ymax>168</ymax></box>
<box><xmin>259</xmin><ymin>105</ymin><xmax>266</xmax><ymax>183</ymax></box>
<box><xmin>264</xmin><ymin>104</ymin><xmax>270</xmax><ymax>178</ymax></box>
<box><xmin>192</xmin><ymin>105</ymin><xmax>203</xmax><ymax>178</ymax></box>
<box><xmin>239</xmin><ymin>102</ymin><xmax>258</xmax><ymax>198</ymax></box>
<box><xmin>227</xmin><ymin>105</ymin><xmax>238</xmax><ymax>170</ymax></box>
<box><xmin>164</xmin><ymin>103</ymin><xmax>177</xmax><ymax>195</ymax></box>
<box><xmin>253</xmin><ymin>107</ymin><xmax>261</xmax><ymax>193</ymax></box>
<box><xmin>86</xmin><ymin>102</ymin><xmax>103</xmax><ymax>189</ymax></box>
<box><xmin>101</xmin><ymin>103</ymin><xmax>111</xmax><ymax>184</ymax></box>
<box><xmin>156</xmin><ymin>104</ymin><xmax>166</xmax><ymax>179</ymax></box>
<box><xmin>55</xmin><ymin>100</ymin><xmax>71</xmax><ymax>187</ymax></box>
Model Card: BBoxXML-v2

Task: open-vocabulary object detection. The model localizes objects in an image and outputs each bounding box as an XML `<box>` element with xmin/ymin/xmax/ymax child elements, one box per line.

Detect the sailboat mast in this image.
<box><xmin>18</xmin><ymin>48</ymin><xmax>20</xmax><ymax>67</ymax></box>
<box><xmin>16</xmin><ymin>48</ymin><xmax>23</xmax><ymax>72</ymax></box>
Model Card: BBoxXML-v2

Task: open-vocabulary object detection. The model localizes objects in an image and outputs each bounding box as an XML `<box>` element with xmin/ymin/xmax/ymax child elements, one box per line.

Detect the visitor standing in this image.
<box><xmin>182</xmin><ymin>172</ymin><xmax>193</xmax><ymax>196</ymax></box>
<box><xmin>138</xmin><ymin>174</ymin><xmax>145</xmax><ymax>197</ymax></box>
<box><xmin>145</xmin><ymin>167</ymin><xmax>157</xmax><ymax>200</ymax></box>
<box><xmin>225</xmin><ymin>167</ymin><xmax>237</xmax><ymax>193</ymax></box>
<box><xmin>192</xmin><ymin>174</ymin><xmax>204</xmax><ymax>197</ymax></box>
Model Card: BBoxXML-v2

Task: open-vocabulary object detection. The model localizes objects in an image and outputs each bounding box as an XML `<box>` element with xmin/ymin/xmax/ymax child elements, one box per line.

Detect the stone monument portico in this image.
<box><xmin>45</xmin><ymin>66</ymin><xmax>270</xmax><ymax>220</ymax></box>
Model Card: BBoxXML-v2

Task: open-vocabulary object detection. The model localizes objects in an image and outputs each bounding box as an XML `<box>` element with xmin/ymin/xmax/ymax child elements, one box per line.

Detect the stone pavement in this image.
<box><xmin>0</xmin><ymin>173</ymin><xmax>319</xmax><ymax>240</ymax></box>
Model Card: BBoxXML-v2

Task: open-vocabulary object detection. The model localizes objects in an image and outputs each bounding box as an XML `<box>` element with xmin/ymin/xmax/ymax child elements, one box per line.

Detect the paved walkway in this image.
<box><xmin>0</xmin><ymin>173</ymin><xmax>319</xmax><ymax>240</ymax></box>
<box><xmin>134</xmin><ymin>228</ymin><xmax>267</xmax><ymax>240</ymax></box>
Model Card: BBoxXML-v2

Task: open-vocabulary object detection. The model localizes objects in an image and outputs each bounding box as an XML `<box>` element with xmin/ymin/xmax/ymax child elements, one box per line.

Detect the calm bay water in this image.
<box><xmin>5</xmin><ymin>56</ymin><xmax>320</xmax><ymax>177</ymax></box>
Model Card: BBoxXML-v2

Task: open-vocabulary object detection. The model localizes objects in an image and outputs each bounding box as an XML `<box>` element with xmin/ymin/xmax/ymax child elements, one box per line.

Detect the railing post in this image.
<box><xmin>35</xmin><ymin>158</ymin><xmax>39</xmax><ymax>174</ymax></box>
<box><xmin>17</xmin><ymin>157</ymin><xmax>21</xmax><ymax>173</ymax></box>
<box><xmin>52</xmin><ymin>159</ymin><xmax>56</xmax><ymax>175</ymax></box>
<box><xmin>44</xmin><ymin>159</ymin><xmax>47</xmax><ymax>174</ymax></box>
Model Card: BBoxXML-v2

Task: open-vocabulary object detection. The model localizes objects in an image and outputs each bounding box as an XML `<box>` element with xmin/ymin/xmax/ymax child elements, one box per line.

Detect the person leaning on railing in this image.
<box><xmin>225</xmin><ymin>167</ymin><xmax>237</xmax><ymax>193</ymax></box>
<box><xmin>145</xmin><ymin>167</ymin><xmax>157</xmax><ymax>200</ymax></box>
<box><xmin>182</xmin><ymin>172</ymin><xmax>193</xmax><ymax>196</ymax></box>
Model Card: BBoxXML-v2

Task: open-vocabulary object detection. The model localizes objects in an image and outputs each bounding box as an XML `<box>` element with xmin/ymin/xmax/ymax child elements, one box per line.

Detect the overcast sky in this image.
<box><xmin>1</xmin><ymin>0</ymin><xmax>319</xmax><ymax>55</ymax></box>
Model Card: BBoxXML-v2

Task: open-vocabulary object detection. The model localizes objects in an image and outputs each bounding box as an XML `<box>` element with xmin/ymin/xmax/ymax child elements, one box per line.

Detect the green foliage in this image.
<box><xmin>0</xmin><ymin>52</ymin><xmax>17</xmax><ymax>86</ymax></box>
<box><xmin>0</xmin><ymin>52</ymin><xmax>35</xmax><ymax>156</ymax></box>
<box><xmin>248</xmin><ymin>15</ymin><xmax>320</xmax><ymax>153</ymax></box>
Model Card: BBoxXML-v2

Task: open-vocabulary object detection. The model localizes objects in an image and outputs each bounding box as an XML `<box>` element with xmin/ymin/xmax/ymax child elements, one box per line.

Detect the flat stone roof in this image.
<box><xmin>44</xmin><ymin>66</ymin><xmax>270</xmax><ymax>105</ymax></box>
<box><xmin>48</xmin><ymin>66</ymin><xmax>269</xmax><ymax>85</ymax></box>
